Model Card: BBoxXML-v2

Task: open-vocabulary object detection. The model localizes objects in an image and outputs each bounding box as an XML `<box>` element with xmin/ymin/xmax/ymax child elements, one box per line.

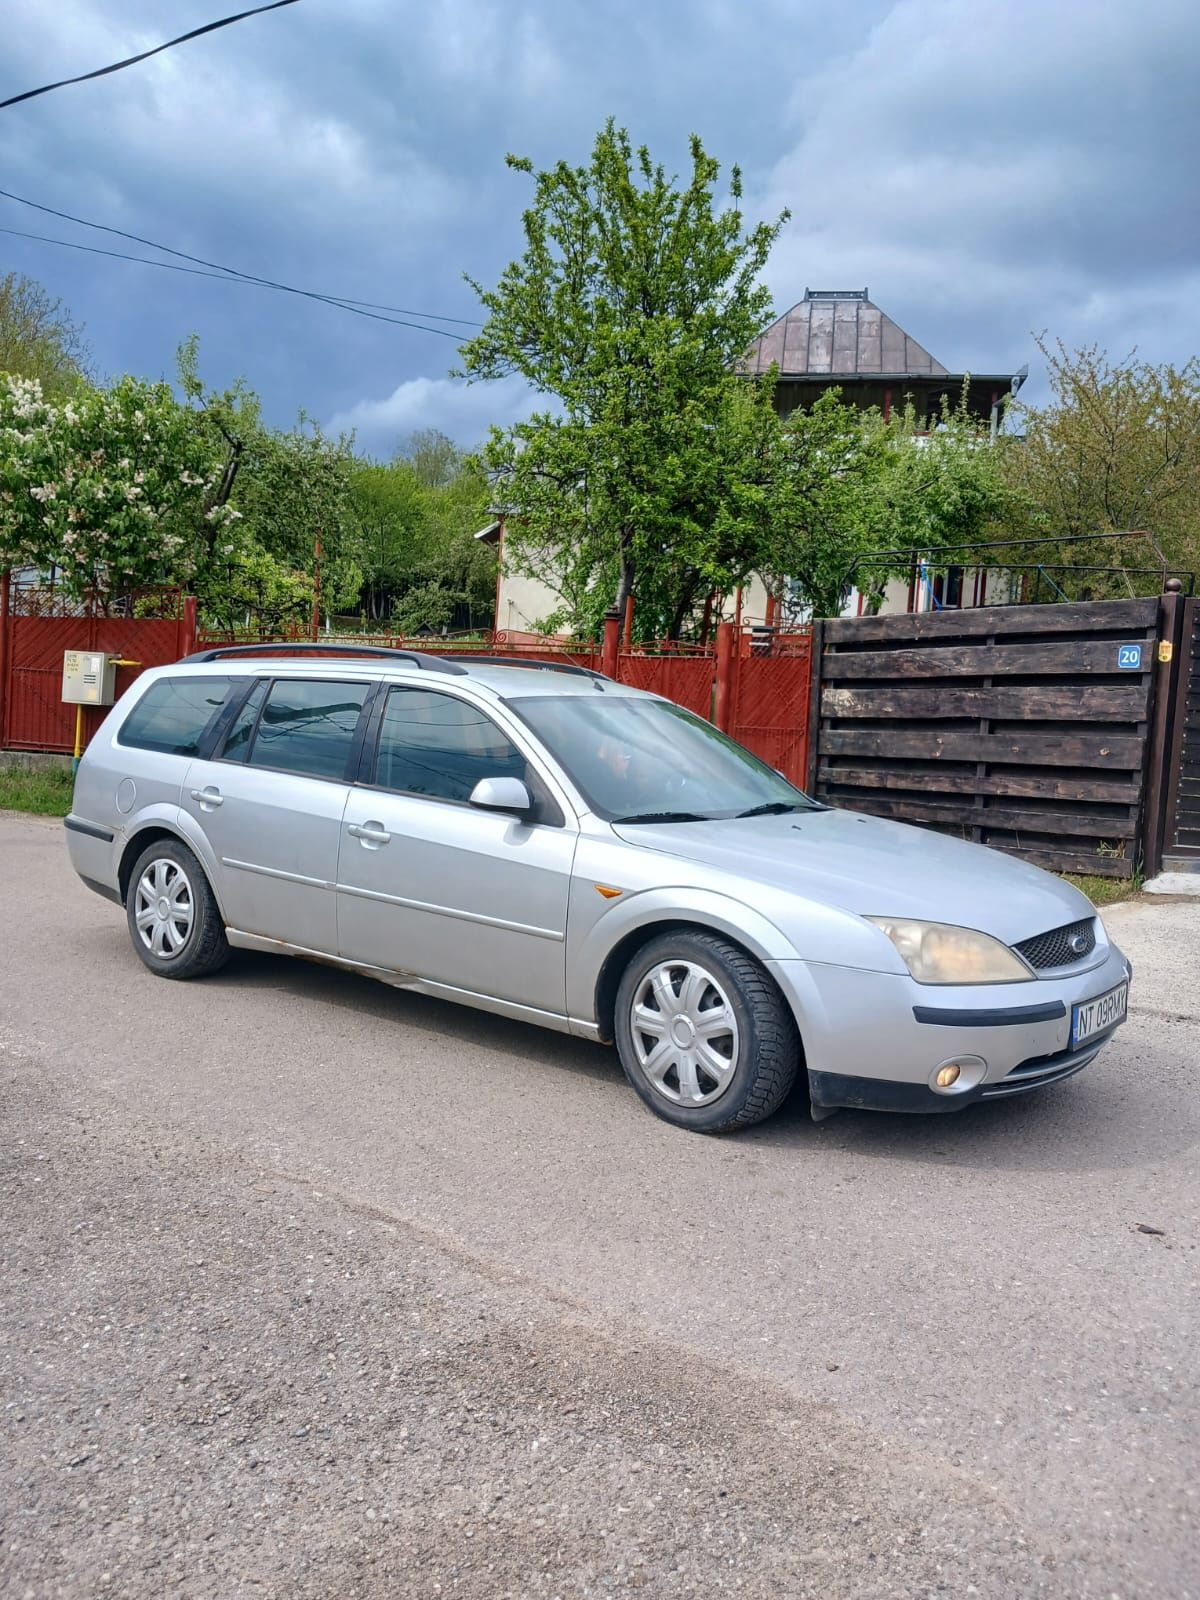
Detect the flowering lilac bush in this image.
<box><xmin>0</xmin><ymin>372</ymin><xmax>241</xmax><ymax>598</ymax></box>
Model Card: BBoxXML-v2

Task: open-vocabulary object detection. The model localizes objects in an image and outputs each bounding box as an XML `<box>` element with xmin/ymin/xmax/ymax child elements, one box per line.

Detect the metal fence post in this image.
<box><xmin>1142</xmin><ymin>584</ymin><xmax>1185</xmax><ymax>877</ymax></box>
<box><xmin>0</xmin><ymin>568</ymin><xmax>9</xmax><ymax>748</ymax></box>
<box><xmin>601</xmin><ymin>612</ymin><xmax>620</xmax><ymax>679</ymax></box>
<box><xmin>180</xmin><ymin>594</ymin><xmax>198</xmax><ymax>659</ymax></box>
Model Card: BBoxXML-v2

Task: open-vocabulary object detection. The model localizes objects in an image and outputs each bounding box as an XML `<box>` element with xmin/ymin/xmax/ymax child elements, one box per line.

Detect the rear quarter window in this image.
<box><xmin>118</xmin><ymin>676</ymin><xmax>237</xmax><ymax>756</ymax></box>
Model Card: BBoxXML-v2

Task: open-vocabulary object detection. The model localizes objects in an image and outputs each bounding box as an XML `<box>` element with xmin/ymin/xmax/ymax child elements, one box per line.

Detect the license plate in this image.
<box><xmin>1071</xmin><ymin>982</ymin><xmax>1128</xmax><ymax>1048</ymax></box>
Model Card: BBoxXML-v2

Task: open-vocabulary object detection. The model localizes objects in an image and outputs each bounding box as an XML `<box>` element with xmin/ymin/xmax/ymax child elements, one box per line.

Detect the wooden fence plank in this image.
<box><xmin>822</xmin><ymin>597</ymin><xmax>1158</xmax><ymax>645</ymax></box>
<box><xmin>820</xmin><ymin>640</ymin><xmax>1159</xmax><ymax>681</ymax></box>
<box><xmin>828</xmin><ymin>795</ymin><xmax>1137</xmax><ymax>838</ymax></box>
<box><xmin>821</xmin><ymin>728</ymin><xmax>1145</xmax><ymax>769</ymax></box>
<box><xmin>817</xmin><ymin>765</ymin><xmax>1139</xmax><ymax>804</ymax></box>
<box><xmin>821</xmin><ymin>684</ymin><xmax>1147</xmax><ymax>721</ymax></box>
<box><xmin>981</xmin><ymin>844</ymin><xmax>1135</xmax><ymax>878</ymax></box>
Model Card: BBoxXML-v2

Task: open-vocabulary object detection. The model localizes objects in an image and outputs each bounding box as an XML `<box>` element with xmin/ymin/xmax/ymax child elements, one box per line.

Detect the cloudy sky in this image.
<box><xmin>2</xmin><ymin>0</ymin><xmax>1196</xmax><ymax>456</ymax></box>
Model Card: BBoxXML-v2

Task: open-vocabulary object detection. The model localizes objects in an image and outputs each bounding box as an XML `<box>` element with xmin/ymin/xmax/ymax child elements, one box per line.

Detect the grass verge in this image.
<box><xmin>1061</xmin><ymin>872</ymin><xmax>1142</xmax><ymax>907</ymax></box>
<box><xmin>0</xmin><ymin>764</ymin><xmax>75</xmax><ymax>816</ymax></box>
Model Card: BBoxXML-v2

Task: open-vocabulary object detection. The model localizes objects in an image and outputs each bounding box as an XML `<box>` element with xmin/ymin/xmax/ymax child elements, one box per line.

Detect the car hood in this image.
<box><xmin>613</xmin><ymin>806</ymin><xmax>1096</xmax><ymax>945</ymax></box>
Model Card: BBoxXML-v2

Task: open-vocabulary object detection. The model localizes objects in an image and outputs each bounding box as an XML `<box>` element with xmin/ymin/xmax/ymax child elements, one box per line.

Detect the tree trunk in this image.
<box><xmin>667</xmin><ymin>573</ymin><xmax>701</xmax><ymax>642</ymax></box>
<box><xmin>202</xmin><ymin>437</ymin><xmax>244</xmax><ymax>556</ymax></box>
<box><xmin>613</xmin><ymin>535</ymin><xmax>634</xmax><ymax>621</ymax></box>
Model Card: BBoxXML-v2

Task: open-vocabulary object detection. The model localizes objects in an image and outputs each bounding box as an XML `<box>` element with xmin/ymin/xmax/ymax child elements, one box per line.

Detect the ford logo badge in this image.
<box><xmin>1069</xmin><ymin>932</ymin><xmax>1089</xmax><ymax>954</ymax></box>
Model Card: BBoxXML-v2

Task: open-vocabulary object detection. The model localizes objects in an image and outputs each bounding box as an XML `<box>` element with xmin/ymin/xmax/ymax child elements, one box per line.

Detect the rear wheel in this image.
<box><xmin>614</xmin><ymin>930</ymin><xmax>800</xmax><ymax>1133</ymax></box>
<box><xmin>125</xmin><ymin>838</ymin><xmax>229</xmax><ymax>980</ymax></box>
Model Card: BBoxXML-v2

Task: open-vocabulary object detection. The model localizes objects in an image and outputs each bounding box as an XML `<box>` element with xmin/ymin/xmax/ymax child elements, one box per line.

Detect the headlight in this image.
<box><xmin>865</xmin><ymin>918</ymin><xmax>1031</xmax><ymax>985</ymax></box>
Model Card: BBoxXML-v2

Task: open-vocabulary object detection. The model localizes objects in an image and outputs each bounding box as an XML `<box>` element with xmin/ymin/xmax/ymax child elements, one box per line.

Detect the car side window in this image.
<box><xmin>118</xmin><ymin>676</ymin><xmax>237</xmax><ymax>756</ymax></box>
<box><xmin>374</xmin><ymin>686</ymin><xmax>529</xmax><ymax>804</ymax></box>
<box><xmin>246</xmin><ymin>679</ymin><xmax>370</xmax><ymax>781</ymax></box>
<box><xmin>219</xmin><ymin>679</ymin><xmax>268</xmax><ymax>763</ymax></box>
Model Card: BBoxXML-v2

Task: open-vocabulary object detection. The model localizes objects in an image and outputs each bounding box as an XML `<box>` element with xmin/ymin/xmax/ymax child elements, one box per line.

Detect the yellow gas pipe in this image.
<box><xmin>71</xmin><ymin>659</ymin><xmax>141</xmax><ymax>776</ymax></box>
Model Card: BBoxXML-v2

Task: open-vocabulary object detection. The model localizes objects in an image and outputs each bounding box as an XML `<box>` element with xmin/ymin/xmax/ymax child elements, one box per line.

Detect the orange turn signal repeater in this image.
<box><xmin>595</xmin><ymin>884</ymin><xmax>623</xmax><ymax>899</ymax></box>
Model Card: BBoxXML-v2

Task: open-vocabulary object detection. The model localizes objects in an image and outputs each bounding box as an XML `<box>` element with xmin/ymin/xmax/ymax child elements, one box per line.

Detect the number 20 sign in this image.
<box><xmin>1117</xmin><ymin>643</ymin><xmax>1143</xmax><ymax>671</ymax></box>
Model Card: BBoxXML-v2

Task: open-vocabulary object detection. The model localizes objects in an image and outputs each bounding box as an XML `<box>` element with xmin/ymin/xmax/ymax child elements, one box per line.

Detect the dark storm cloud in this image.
<box><xmin>0</xmin><ymin>0</ymin><xmax>1194</xmax><ymax>451</ymax></box>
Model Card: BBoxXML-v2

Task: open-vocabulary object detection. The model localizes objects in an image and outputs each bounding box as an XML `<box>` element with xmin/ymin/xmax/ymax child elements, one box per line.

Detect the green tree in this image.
<box><xmin>0</xmin><ymin>371</ymin><xmax>239</xmax><ymax>599</ymax></box>
<box><xmin>403</xmin><ymin>427</ymin><xmax>461</xmax><ymax>489</ymax></box>
<box><xmin>345</xmin><ymin>436</ymin><xmax>493</xmax><ymax>633</ymax></box>
<box><xmin>177</xmin><ymin>340</ymin><xmax>360</xmax><ymax>625</ymax></box>
<box><xmin>235</xmin><ymin>414</ymin><xmax>360</xmax><ymax>620</ymax></box>
<box><xmin>199</xmin><ymin>543</ymin><xmax>313</xmax><ymax>633</ymax></box>
<box><xmin>759</xmin><ymin>391</ymin><xmax>887</xmax><ymax>620</ymax></box>
<box><xmin>349</xmin><ymin>459</ymin><xmax>428</xmax><ymax>620</ymax></box>
<box><xmin>459</xmin><ymin>122</ymin><xmax>788</xmax><ymax>639</ymax></box>
<box><xmin>761</xmin><ymin>389</ymin><xmax>1020</xmax><ymax>619</ymax></box>
<box><xmin>0</xmin><ymin>272</ymin><xmax>89</xmax><ymax>396</ymax></box>
<box><xmin>1001</xmin><ymin>338</ymin><xmax>1200</xmax><ymax>591</ymax></box>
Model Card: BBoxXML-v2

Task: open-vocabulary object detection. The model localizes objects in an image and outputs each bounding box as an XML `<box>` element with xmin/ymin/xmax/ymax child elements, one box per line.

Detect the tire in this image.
<box><xmin>614</xmin><ymin>930</ymin><xmax>800</xmax><ymax>1133</ymax></box>
<box><xmin>125</xmin><ymin>837</ymin><xmax>229</xmax><ymax>980</ymax></box>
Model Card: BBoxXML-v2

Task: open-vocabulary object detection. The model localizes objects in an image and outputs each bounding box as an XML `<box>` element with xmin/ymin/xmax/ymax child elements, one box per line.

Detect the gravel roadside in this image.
<box><xmin>2</xmin><ymin>1052</ymin><xmax>1087</xmax><ymax>1600</ymax></box>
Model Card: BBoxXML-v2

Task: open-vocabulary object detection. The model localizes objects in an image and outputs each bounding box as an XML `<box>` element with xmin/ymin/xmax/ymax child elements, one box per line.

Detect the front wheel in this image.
<box><xmin>614</xmin><ymin>931</ymin><xmax>800</xmax><ymax>1133</ymax></box>
<box><xmin>125</xmin><ymin>838</ymin><xmax>229</xmax><ymax>980</ymax></box>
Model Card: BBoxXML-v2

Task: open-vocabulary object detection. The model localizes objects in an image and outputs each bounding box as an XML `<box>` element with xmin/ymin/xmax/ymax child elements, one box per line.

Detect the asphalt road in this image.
<box><xmin>1</xmin><ymin>812</ymin><xmax>1197</xmax><ymax>1599</ymax></box>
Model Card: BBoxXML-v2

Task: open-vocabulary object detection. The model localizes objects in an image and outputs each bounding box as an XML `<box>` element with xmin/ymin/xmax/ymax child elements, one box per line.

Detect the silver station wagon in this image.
<box><xmin>65</xmin><ymin>646</ymin><xmax>1132</xmax><ymax>1133</ymax></box>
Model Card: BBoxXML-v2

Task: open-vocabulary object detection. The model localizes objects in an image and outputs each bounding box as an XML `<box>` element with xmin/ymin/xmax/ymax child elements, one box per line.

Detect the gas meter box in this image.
<box><xmin>62</xmin><ymin>650</ymin><xmax>118</xmax><ymax>707</ymax></box>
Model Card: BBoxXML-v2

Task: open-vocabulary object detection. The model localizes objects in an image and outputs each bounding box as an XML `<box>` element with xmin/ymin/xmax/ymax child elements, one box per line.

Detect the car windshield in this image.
<box><xmin>509</xmin><ymin>694</ymin><xmax>821</xmax><ymax>822</ymax></box>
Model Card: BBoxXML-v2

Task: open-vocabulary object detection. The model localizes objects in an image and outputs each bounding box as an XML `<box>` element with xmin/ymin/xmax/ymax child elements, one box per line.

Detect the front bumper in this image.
<box><xmin>766</xmin><ymin>939</ymin><xmax>1131</xmax><ymax>1115</ymax></box>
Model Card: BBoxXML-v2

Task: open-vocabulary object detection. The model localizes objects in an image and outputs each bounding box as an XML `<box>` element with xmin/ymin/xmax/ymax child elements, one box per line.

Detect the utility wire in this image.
<box><xmin>1</xmin><ymin>0</ymin><xmax>301</xmax><ymax>111</ymax></box>
<box><xmin>0</xmin><ymin>185</ymin><xmax>482</xmax><ymax>327</ymax></box>
<box><xmin>0</xmin><ymin>224</ymin><xmax>463</xmax><ymax>338</ymax></box>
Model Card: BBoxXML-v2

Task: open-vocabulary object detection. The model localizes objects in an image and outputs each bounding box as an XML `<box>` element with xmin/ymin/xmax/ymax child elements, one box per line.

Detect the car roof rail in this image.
<box><xmin>180</xmin><ymin>642</ymin><xmax>468</xmax><ymax>676</ymax></box>
<box><xmin>444</xmin><ymin>654</ymin><xmax>607</xmax><ymax>681</ymax></box>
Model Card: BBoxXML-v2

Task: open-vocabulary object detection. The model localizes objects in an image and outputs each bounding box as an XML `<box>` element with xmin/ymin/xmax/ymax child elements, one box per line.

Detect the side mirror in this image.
<box><xmin>468</xmin><ymin>776</ymin><xmax>534</xmax><ymax>818</ymax></box>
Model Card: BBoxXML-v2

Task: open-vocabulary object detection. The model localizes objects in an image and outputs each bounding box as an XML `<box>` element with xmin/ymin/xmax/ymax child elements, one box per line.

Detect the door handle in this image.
<box><xmin>189</xmin><ymin>786</ymin><xmax>224</xmax><ymax>809</ymax></box>
<box><xmin>348</xmin><ymin>821</ymin><xmax>391</xmax><ymax>845</ymax></box>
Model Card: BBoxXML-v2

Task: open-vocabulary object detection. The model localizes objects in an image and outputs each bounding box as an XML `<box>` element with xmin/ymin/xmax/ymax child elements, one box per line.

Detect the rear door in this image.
<box><xmin>336</xmin><ymin>683</ymin><xmax>577</xmax><ymax>1015</ymax></box>
<box><xmin>182</xmin><ymin>675</ymin><xmax>373</xmax><ymax>953</ymax></box>
<box><xmin>105</xmin><ymin>672</ymin><xmax>242</xmax><ymax>813</ymax></box>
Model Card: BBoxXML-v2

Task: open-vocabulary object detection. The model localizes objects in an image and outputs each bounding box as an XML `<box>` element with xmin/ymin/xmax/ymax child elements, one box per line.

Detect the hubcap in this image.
<box><xmin>629</xmin><ymin>960</ymin><xmax>739</xmax><ymax>1107</ymax></box>
<box><xmin>134</xmin><ymin>859</ymin><xmax>194</xmax><ymax>959</ymax></box>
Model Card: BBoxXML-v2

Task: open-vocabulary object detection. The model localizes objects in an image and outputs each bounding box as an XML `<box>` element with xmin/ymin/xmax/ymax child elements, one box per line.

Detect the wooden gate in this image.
<box><xmin>1159</xmin><ymin>596</ymin><xmax>1200</xmax><ymax>865</ymax></box>
<box><xmin>811</xmin><ymin>599</ymin><xmax>1164</xmax><ymax>879</ymax></box>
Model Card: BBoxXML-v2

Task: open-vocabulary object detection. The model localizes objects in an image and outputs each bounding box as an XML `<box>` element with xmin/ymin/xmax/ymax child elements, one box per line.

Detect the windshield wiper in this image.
<box><xmin>612</xmin><ymin>810</ymin><xmax>711</xmax><ymax>824</ymax></box>
<box><xmin>735</xmin><ymin>801</ymin><xmax>805</xmax><ymax>818</ymax></box>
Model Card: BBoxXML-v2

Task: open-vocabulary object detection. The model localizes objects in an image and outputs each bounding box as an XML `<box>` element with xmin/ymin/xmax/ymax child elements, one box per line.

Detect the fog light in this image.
<box><xmin>928</xmin><ymin>1055</ymin><xmax>987</xmax><ymax>1095</ymax></box>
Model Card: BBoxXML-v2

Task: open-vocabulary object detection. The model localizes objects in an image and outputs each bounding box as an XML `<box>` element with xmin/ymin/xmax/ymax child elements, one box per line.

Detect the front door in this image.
<box><xmin>182</xmin><ymin>675</ymin><xmax>372</xmax><ymax>953</ymax></box>
<box><xmin>336</xmin><ymin>684</ymin><xmax>577</xmax><ymax>1015</ymax></box>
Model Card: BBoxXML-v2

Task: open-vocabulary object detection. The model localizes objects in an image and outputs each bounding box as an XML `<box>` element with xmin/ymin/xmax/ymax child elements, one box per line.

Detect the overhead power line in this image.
<box><xmin>0</xmin><ymin>224</ymin><xmax>464</xmax><ymax>339</ymax></box>
<box><xmin>0</xmin><ymin>186</ymin><xmax>482</xmax><ymax>336</ymax></box>
<box><xmin>1</xmin><ymin>0</ymin><xmax>301</xmax><ymax>111</ymax></box>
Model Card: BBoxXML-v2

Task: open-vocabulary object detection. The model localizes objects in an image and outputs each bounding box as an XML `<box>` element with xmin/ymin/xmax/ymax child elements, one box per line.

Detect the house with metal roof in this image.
<box><xmin>741</xmin><ymin>287</ymin><xmax>1021</xmax><ymax>430</ymax></box>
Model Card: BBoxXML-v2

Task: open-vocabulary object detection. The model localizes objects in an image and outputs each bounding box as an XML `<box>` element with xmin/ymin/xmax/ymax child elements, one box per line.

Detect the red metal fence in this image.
<box><xmin>726</xmin><ymin>636</ymin><xmax>815</xmax><ymax>786</ymax></box>
<box><xmin>0</xmin><ymin>582</ymin><xmax>196</xmax><ymax>752</ymax></box>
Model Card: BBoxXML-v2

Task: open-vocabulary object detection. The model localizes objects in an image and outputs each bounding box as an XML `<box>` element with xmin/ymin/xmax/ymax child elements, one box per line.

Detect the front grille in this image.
<box><xmin>1013</xmin><ymin>917</ymin><xmax>1097</xmax><ymax>972</ymax></box>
